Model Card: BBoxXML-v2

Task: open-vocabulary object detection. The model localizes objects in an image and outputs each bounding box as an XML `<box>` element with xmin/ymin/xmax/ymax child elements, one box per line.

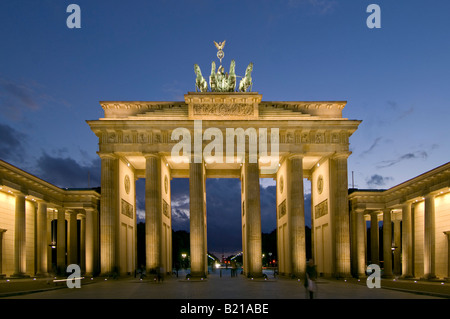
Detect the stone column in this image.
<box><xmin>190</xmin><ymin>160</ymin><xmax>207</xmax><ymax>277</ymax></box>
<box><xmin>393</xmin><ymin>218</ymin><xmax>402</xmax><ymax>275</ymax></box>
<box><xmin>382</xmin><ymin>209</ymin><xmax>393</xmax><ymax>277</ymax></box>
<box><xmin>402</xmin><ymin>202</ymin><xmax>413</xmax><ymax>278</ymax></box>
<box><xmin>100</xmin><ymin>154</ymin><xmax>119</xmax><ymax>275</ymax></box>
<box><xmin>0</xmin><ymin>229</ymin><xmax>6</xmax><ymax>278</ymax></box>
<box><xmin>444</xmin><ymin>231</ymin><xmax>450</xmax><ymax>280</ymax></box>
<box><xmin>329</xmin><ymin>153</ymin><xmax>351</xmax><ymax>278</ymax></box>
<box><xmin>145</xmin><ymin>154</ymin><xmax>162</xmax><ymax>272</ymax></box>
<box><xmin>68</xmin><ymin>211</ymin><xmax>78</xmax><ymax>266</ymax></box>
<box><xmin>80</xmin><ymin>215</ymin><xmax>86</xmax><ymax>273</ymax></box>
<box><xmin>14</xmin><ymin>193</ymin><xmax>26</xmax><ymax>277</ymax></box>
<box><xmin>56</xmin><ymin>207</ymin><xmax>66</xmax><ymax>274</ymax></box>
<box><xmin>36</xmin><ymin>201</ymin><xmax>48</xmax><ymax>276</ymax></box>
<box><xmin>245</xmin><ymin>160</ymin><xmax>262</xmax><ymax>278</ymax></box>
<box><xmin>287</xmin><ymin>155</ymin><xmax>306</xmax><ymax>278</ymax></box>
<box><xmin>424</xmin><ymin>194</ymin><xmax>436</xmax><ymax>279</ymax></box>
<box><xmin>85</xmin><ymin>209</ymin><xmax>95</xmax><ymax>275</ymax></box>
<box><xmin>370</xmin><ymin>212</ymin><xmax>379</xmax><ymax>265</ymax></box>
<box><xmin>355</xmin><ymin>210</ymin><xmax>366</xmax><ymax>278</ymax></box>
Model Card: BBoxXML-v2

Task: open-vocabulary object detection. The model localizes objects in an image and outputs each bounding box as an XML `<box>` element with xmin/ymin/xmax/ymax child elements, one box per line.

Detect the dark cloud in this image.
<box><xmin>0</xmin><ymin>123</ymin><xmax>27</xmax><ymax>163</ymax></box>
<box><xmin>376</xmin><ymin>151</ymin><xmax>428</xmax><ymax>169</ymax></box>
<box><xmin>366</xmin><ymin>174</ymin><xmax>393</xmax><ymax>188</ymax></box>
<box><xmin>34</xmin><ymin>152</ymin><xmax>101</xmax><ymax>188</ymax></box>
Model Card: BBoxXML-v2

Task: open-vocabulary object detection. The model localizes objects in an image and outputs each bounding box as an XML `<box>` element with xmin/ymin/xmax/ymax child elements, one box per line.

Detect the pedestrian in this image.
<box><xmin>304</xmin><ymin>259</ymin><xmax>317</xmax><ymax>299</ymax></box>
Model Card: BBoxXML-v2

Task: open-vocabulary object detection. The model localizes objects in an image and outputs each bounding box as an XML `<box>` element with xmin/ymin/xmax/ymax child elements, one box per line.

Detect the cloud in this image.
<box><xmin>376</xmin><ymin>151</ymin><xmax>428</xmax><ymax>169</ymax></box>
<box><xmin>0</xmin><ymin>78</ymin><xmax>39</xmax><ymax>110</ymax></box>
<box><xmin>366</xmin><ymin>174</ymin><xmax>393</xmax><ymax>188</ymax></box>
<box><xmin>0</xmin><ymin>78</ymin><xmax>69</xmax><ymax>121</ymax></box>
<box><xmin>0</xmin><ymin>78</ymin><xmax>40</xmax><ymax>120</ymax></box>
<box><xmin>0</xmin><ymin>123</ymin><xmax>27</xmax><ymax>163</ymax></box>
<box><xmin>360</xmin><ymin>137</ymin><xmax>382</xmax><ymax>158</ymax></box>
<box><xmin>34</xmin><ymin>152</ymin><xmax>101</xmax><ymax>188</ymax></box>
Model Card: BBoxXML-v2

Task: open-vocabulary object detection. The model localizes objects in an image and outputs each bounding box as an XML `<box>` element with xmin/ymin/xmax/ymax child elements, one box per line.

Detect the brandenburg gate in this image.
<box><xmin>87</xmin><ymin>51</ymin><xmax>360</xmax><ymax>279</ymax></box>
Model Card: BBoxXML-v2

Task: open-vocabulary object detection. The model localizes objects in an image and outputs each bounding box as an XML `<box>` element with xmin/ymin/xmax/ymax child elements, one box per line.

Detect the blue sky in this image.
<box><xmin>1</xmin><ymin>0</ymin><xmax>449</xmax><ymax>256</ymax></box>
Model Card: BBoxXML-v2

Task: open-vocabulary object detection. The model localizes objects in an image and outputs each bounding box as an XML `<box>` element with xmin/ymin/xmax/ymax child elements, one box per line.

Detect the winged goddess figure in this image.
<box><xmin>214</xmin><ymin>40</ymin><xmax>226</xmax><ymax>64</ymax></box>
<box><xmin>214</xmin><ymin>40</ymin><xmax>226</xmax><ymax>50</ymax></box>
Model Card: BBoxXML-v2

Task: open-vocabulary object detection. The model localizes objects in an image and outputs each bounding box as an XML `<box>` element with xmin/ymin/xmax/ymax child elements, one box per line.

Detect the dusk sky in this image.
<box><xmin>1</xmin><ymin>0</ymin><xmax>449</xmax><ymax>256</ymax></box>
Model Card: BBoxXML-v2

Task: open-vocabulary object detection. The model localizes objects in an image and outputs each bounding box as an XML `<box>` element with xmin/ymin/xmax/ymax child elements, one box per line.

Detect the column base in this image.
<box><xmin>0</xmin><ymin>274</ymin><xmax>6</xmax><ymax>279</ymax></box>
<box><xmin>246</xmin><ymin>272</ymin><xmax>264</xmax><ymax>279</ymax></box>
<box><xmin>35</xmin><ymin>272</ymin><xmax>49</xmax><ymax>278</ymax></box>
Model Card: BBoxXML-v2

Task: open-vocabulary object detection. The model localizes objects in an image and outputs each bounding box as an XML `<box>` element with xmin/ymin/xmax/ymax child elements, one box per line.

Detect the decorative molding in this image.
<box><xmin>278</xmin><ymin>199</ymin><xmax>286</xmax><ymax>219</ymax></box>
<box><xmin>121</xmin><ymin>199</ymin><xmax>133</xmax><ymax>219</ymax></box>
<box><xmin>192</xmin><ymin>103</ymin><xmax>254</xmax><ymax>116</ymax></box>
<box><xmin>185</xmin><ymin>92</ymin><xmax>261</xmax><ymax>120</ymax></box>
<box><xmin>124</xmin><ymin>175</ymin><xmax>130</xmax><ymax>194</ymax></box>
<box><xmin>163</xmin><ymin>200</ymin><xmax>170</xmax><ymax>218</ymax></box>
<box><xmin>315</xmin><ymin>199</ymin><xmax>328</xmax><ymax>219</ymax></box>
<box><xmin>279</xmin><ymin>175</ymin><xmax>284</xmax><ymax>194</ymax></box>
<box><xmin>317</xmin><ymin>175</ymin><xmax>324</xmax><ymax>195</ymax></box>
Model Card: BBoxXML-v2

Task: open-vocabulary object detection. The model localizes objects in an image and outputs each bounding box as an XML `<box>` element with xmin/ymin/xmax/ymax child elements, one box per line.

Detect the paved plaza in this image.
<box><xmin>1</xmin><ymin>269</ymin><xmax>449</xmax><ymax>300</ymax></box>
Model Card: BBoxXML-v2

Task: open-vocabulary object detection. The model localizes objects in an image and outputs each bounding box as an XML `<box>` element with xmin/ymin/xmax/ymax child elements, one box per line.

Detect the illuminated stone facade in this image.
<box><xmin>349</xmin><ymin>162</ymin><xmax>450</xmax><ymax>280</ymax></box>
<box><xmin>0</xmin><ymin>160</ymin><xmax>100</xmax><ymax>278</ymax></box>
<box><xmin>88</xmin><ymin>92</ymin><xmax>361</xmax><ymax>278</ymax></box>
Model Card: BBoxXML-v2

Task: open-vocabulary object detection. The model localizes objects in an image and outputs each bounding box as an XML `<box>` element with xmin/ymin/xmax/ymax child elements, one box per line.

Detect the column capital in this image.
<box><xmin>330</xmin><ymin>151</ymin><xmax>351</xmax><ymax>160</ymax></box>
<box><xmin>67</xmin><ymin>210</ymin><xmax>79</xmax><ymax>216</ymax></box>
<box><xmin>287</xmin><ymin>153</ymin><xmax>304</xmax><ymax>160</ymax></box>
<box><xmin>97</xmin><ymin>152</ymin><xmax>118</xmax><ymax>160</ymax></box>
<box><xmin>143</xmin><ymin>153</ymin><xmax>161</xmax><ymax>160</ymax></box>
<box><xmin>424</xmin><ymin>193</ymin><xmax>436</xmax><ymax>200</ymax></box>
